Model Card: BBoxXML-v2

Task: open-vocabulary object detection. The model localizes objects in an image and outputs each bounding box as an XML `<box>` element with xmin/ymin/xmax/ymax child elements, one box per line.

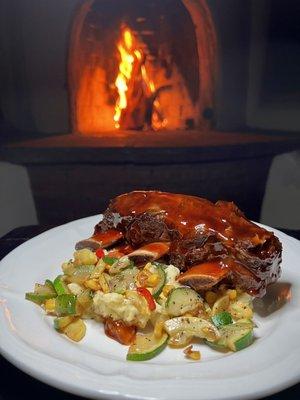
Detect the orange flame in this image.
<box><xmin>114</xmin><ymin>26</ymin><xmax>165</xmax><ymax>130</ymax></box>
<box><xmin>114</xmin><ymin>28</ymin><xmax>138</xmax><ymax>128</ymax></box>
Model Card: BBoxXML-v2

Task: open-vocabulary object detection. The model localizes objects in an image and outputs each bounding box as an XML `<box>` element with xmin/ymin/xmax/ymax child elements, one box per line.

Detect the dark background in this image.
<box><xmin>0</xmin><ymin>0</ymin><xmax>299</xmax><ymax>236</ymax></box>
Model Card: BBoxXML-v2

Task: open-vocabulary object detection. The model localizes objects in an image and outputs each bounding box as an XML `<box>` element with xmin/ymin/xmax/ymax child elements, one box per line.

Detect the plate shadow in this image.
<box><xmin>253</xmin><ymin>281</ymin><xmax>292</xmax><ymax>317</ymax></box>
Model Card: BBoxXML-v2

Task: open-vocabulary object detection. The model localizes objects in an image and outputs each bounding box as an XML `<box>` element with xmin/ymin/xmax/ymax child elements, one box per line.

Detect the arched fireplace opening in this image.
<box><xmin>68</xmin><ymin>0</ymin><xmax>217</xmax><ymax>135</ymax></box>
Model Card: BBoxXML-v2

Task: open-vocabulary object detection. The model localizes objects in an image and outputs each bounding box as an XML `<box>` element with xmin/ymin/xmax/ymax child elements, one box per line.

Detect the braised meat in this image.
<box><xmin>76</xmin><ymin>191</ymin><xmax>282</xmax><ymax>297</ymax></box>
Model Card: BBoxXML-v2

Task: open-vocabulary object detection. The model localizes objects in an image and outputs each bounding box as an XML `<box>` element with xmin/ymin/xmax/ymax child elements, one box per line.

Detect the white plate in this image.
<box><xmin>0</xmin><ymin>216</ymin><xmax>299</xmax><ymax>400</ymax></box>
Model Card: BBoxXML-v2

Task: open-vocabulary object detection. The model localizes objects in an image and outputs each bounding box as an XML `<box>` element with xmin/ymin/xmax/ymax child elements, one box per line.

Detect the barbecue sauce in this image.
<box><xmin>104</xmin><ymin>319</ymin><xmax>136</xmax><ymax>345</ymax></box>
<box><xmin>94</xmin><ymin>191</ymin><xmax>282</xmax><ymax>297</ymax></box>
<box><xmin>112</xmin><ymin>191</ymin><xmax>271</xmax><ymax>244</ymax></box>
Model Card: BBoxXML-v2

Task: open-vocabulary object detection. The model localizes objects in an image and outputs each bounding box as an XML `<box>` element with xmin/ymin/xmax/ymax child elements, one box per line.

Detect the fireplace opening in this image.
<box><xmin>69</xmin><ymin>0</ymin><xmax>217</xmax><ymax>135</ymax></box>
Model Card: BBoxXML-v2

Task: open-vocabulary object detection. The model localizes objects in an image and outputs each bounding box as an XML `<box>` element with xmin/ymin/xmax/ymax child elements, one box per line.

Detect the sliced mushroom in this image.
<box><xmin>177</xmin><ymin>262</ymin><xmax>228</xmax><ymax>291</ymax></box>
<box><xmin>127</xmin><ymin>242</ymin><xmax>170</xmax><ymax>266</ymax></box>
<box><xmin>75</xmin><ymin>229</ymin><xmax>123</xmax><ymax>250</ymax></box>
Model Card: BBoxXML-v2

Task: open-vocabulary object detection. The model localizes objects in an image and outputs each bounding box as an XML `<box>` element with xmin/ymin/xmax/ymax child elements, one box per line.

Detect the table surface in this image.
<box><xmin>0</xmin><ymin>225</ymin><xmax>299</xmax><ymax>400</ymax></box>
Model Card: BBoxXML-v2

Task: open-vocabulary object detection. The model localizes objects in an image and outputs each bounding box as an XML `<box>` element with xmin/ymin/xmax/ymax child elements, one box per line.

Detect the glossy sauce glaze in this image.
<box><xmin>111</xmin><ymin>191</ymin><xmax>272</xmax><ymax>244</ymax></box>
<box><xmin>92</xmin><ymin>230</ymin><xmax>123</xmax><ymax>247</ymax></box>
<box><xmin>93</xmin><ymin>191</ymin><xmax>282</xmax><ymax>297</ymax></box>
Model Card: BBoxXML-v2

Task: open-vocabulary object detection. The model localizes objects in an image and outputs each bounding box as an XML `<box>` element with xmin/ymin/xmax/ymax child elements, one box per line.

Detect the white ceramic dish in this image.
<box><xmin>0</xmin><ymin>215</ymin><xmax>299</xmax><ymax>400</ymax></box>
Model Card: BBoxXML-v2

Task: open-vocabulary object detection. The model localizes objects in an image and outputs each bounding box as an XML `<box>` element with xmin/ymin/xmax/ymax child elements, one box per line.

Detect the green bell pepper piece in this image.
<box><xmin>25</xmin><ymin>292</ymin><xmax>56</xmax><ymax>305</ymax></box>
<box><xmin>102</xmin><ymin>256</ymin><xmax>118</xmax><ymax>266</ymax></box>
<box><xmin>53</xmin><ymin>275</ymin><xmax>70</xmax><ymax>295</ymax></box>
<box><xmin>55</xmin><ymin>294</ymin><xmax>77</xmax><ymax>316</ymax></box>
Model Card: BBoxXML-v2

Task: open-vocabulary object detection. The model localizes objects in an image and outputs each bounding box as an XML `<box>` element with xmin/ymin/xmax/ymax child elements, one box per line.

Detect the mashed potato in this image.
<box><xmin>93</xmin><ymin>291</ymin><xmax>151</xmax><ymax>328</ymax></box>
<box><xmin>164</xmin><ymin>265</ymin><xmax>181</xmax><ymax>286</ymax></box>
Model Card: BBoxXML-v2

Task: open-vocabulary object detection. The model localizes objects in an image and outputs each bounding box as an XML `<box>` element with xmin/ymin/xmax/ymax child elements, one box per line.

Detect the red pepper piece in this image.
<box><xmin>96</xmin><ymin>248</ymin><xmax>105</xmax><ymax>259</ymax></box>
<box><xmin>136</xmin><ymin>287</ymin><xmax>156</xmax><ymax>311</ymax></box>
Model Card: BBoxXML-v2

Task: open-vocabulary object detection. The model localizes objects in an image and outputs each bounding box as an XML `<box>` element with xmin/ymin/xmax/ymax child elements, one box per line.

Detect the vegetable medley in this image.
<box><xmin>26</xmin><ymin>248</ymin><xmax>255</xmax><ymax>361</ymax></box>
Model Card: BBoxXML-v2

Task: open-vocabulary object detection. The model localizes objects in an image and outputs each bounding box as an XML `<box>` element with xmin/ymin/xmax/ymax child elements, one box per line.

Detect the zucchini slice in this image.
<box><xmin>210</xmin><ymin>322</ymin><xmax>254</xmax><ymax>352</ymax></box>
<box><xmin>230</xmin><ymin>330</ymin><xmax>253</xmax><ymax>351</ymax></box>
<box><xmin>151</xmin><ymin>264</ymin><xmax>166</xmax><ymax>298</ymax></box>
<box><xmin>127</xmin><ymin>332</ymin><xmax>168</xmax><ymax>361</ymax></box>
<box><xmin>164</xmin><ymin>317</ymin><xmax>220</xmax><ymax>342</ymax></box>
<box><xmin>109</xmin><ymin>267</ymin><xmax>138</xmax><ymax>294</ymax></box>
<box><xmin>211</xmin><ymin>294</ymin><xmax>230</xmax><ymax>316</ymax></box>
<box><xmin>67</xmin><ymin>265</ymin><xmax>96</xmax><ymax>284</ymax></box>
<box><xmin>206</xmin><ymin>339</ymin><xmax>229</xmax><ymax>352</ymax></box>
<box><xmin>211</xmin><ymin>311</ymin><xmax>233</xmax><ymax>328</ymax></box>
<box><xmin>168</xmin><ymin>331</ymin><xmax>193</xmax><ymax>348</ymax></box>
<box><xmin>219</xmin><ymin>322</ymin><xmax>254</xmax><ymax>351</ymax></box>
<box><xmin>166</xmin><ymin>287</ymin><xmax>202</xmax><ymax>317</ymax></box>
<box><xmin>109</xmin><ymin>256</ymin><xmax>134</xmax><ymax>274</ymax></box>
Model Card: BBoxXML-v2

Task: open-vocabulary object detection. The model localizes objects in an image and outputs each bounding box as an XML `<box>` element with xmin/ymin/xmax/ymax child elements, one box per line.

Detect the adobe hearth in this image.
<box><xmin>69</xmin><ymin>0</ymin><xmax>216</xmax><ymax>134</ymax></box>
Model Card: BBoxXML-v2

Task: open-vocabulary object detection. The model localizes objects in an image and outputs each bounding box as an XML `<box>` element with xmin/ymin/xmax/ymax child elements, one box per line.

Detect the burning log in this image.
<box><xmin>118</xmin><ymin>52</ymin><xmax>148</xmax><ymax>130</ymax></box>
<box><xmin>114</xmin><ymin>27</ymin><xmax>164</xmax><ymax>130</ymax></box>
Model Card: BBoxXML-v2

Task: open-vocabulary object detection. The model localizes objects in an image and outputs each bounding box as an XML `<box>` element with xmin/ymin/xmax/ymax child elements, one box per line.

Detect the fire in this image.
<box><xmin>113</xmin><ymin>26</ymin><xmax>164</xmax><ymax>130</ymax></box>
<box><xmin>141</xmin><ymin>64</ymin><xmax>167</xmax><ymax>131</ymax></box>
<box><xmin>114</xmin><ymin>28</ymin><xmax>138</xmax><ymax>129</ymax></box>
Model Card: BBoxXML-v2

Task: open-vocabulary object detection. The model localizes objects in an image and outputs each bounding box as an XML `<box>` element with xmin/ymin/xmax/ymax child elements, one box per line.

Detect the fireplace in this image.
<box><xmin>1</xmin><ymin>0</ymin><xmax>299</xmax><ymax>228</ymax></box>
<box><xmin>69</xmin><ymin>0</ymin><xmax>217</xmax><ymax>135</ymax></box>
<box><xmin>0</xmin><ymin>0</ymin><xmax>258</xmax><ymax>136</ymax></box>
